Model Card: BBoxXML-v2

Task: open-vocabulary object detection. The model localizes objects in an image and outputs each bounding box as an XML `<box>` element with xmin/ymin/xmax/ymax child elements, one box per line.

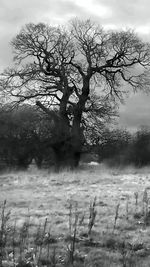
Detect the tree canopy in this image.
<box><xmin>1</xmin><ymin>19</ymin><xmax>150</xmax><ymax>168</ymax></box>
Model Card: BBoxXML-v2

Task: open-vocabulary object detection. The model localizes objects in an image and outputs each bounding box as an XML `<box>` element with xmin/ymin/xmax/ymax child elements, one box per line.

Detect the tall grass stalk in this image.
<box><xmin>66</xmin><ymin>202</ymin><xmax>79</xmax><ymax>266</ymax></box>
<box><xmin>88</xmin><ymin>197</ymin><xmax>97</xmax><ymax>236</ymax></box>
<box><xmin>134</xmin><ymin>192</ymin><xmax>138</xmax><ymax>213</ymax></box>
<box><xmin>113</xmin><ymin>203</ymin><xmax>120</xmax><ymax>231</ymax></box>
<box><xmin>0</xmin><ymin>200</ymin><xmax>10</xmax><ymax>267</ymax></box>
<box><xmin>38</xmin><ymin>218</ymin><xmax>48</xmax><ymax>265</ymax></box>
<box><xmin>126</xmin><ymin>196</ymin><xmax>129</xmax><ymax>221</ymax></box>
<box><xmin>68</xmin><ymin>200</ymin><xmax>73</xmax><ymax>237</ymax></box>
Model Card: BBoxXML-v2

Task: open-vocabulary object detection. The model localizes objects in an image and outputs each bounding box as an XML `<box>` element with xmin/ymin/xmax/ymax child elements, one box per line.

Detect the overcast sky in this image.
<box><xmin>1</xmin><ymin>0</ymin><xmax>150</xmax><ymax>131</ymax></box>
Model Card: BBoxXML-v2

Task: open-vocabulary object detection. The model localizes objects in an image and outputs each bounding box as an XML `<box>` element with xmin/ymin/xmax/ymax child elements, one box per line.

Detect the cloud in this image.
<box><xmin>1</xmin><ymin>0</ymin><xmax>150</xmax><ymax>69</ymax></box>
<box><xmin>0</xmin><ymin>0</ymin><xmax>150</xmax><ymax>129</ymax></box>
<box><xmin>71</xmin><ymin>0</ymin><xmax>112</xmax><ymax>18</ymax></box>
<box><xmin>95</xmin><ymin>0</ymin><xmax>150</xmax><ymax>27</ymax></box>
<box><xmin>0</xmin><ymin>0</ymin><xmax>51</xmax><ymax>68</ymax></box>
<box><xmin>119</xmin><ymin>93</ymin><xmax>150</xmax><ymax>131</ymax></box>
<box><xmin>0</xmin><ymin>0</ymin><xmax>91</xmax><ymax>68</ymax></box>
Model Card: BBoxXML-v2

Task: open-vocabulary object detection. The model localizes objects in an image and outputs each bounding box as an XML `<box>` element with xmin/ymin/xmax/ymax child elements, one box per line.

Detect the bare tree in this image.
<box><xmin>1</xmin><ymin>19</ymin><xmax>150</xmax><ymax>168</ymax></box>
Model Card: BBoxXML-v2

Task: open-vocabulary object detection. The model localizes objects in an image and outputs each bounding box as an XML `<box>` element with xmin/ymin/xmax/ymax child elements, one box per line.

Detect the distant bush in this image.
<box><xmin>0</xmin><ymin>105</ymin><xmax>56</xmax><ymax>170</ymax></box>
<box><xmin>132</xmin><ymin>126</ymin><xmax>150</xmax><ymax>166</ymax></box>
<box><xmin>1</xmin><ymin>103</ymin><xmax>150</xmax><ymax>170</ymax></box>
<box><xmin>96</xmin><ymin>127</ymin><xmax>150</xmax><ymax>167</ymax></box>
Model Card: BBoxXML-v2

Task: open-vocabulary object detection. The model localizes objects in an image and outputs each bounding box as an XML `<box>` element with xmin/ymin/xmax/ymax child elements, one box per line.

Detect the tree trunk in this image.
<box><xmin>36</xmin><ymin>100</ymin><xmax>83</xmax><ymax>169</ymax></box>
<box><xmin>51</xmin><ymin>115</ymin><xmax>83</xmax><ymax>170</ymax></box>
<box><xmin>53</xmin><ymin>146</ymin><xmax>81</xmax><ymax>170</ymax></box>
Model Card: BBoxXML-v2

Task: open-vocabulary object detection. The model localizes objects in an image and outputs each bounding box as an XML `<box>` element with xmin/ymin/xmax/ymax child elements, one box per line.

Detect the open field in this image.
<box><xmin>1</xmin><ymin>164</ymin><xmax>150</xmax><ymax>266</ymax></box>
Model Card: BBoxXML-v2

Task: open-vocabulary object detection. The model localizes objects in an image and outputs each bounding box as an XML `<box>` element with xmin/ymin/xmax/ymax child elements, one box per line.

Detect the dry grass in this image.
<box><xmin>1</xmin><ymin>163</ymin><xmax>150</xmax><ymax>266</ymax></box>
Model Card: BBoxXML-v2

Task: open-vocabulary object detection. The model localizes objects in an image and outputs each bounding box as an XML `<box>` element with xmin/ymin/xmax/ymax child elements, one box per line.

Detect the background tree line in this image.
<box><xmin>0</xmin><ymin>105</ymin><xmax>56</xmax><ymax>170</ymax></box>
<box><xmin>95</xmin><ymin>126</ymin><xmax>150</xmax><ymax>167</ymax></box>
<box><xmin>0</xmin><ymin>104</ymin><xmax>150</xmax><ymax>170</ymax></box>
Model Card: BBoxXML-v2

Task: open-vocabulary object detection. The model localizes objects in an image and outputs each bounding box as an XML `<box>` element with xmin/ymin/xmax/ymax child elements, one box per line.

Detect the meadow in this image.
<box><xmin>1</xmin><ymin>163</ymin><xmax>150</xmax><ymax>266</ymax></box>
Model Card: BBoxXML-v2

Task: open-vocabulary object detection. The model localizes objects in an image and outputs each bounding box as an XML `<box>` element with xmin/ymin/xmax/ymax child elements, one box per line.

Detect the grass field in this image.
<box><xmin>1</xmin><ymin>163</ymin><xmax>150</xmax><ymax>266</ymax></box>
